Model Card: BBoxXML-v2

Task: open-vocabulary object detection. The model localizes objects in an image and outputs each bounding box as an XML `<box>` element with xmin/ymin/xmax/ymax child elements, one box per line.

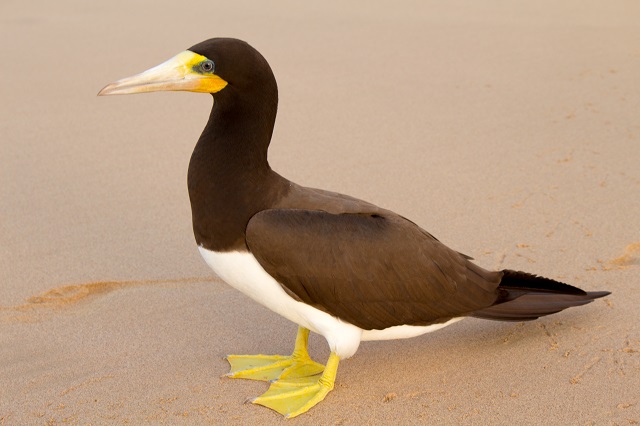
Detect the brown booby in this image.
<box><xmin>98</xmin><ymin>38</ymin><xmax>610</xmax><ymax>418</ymax></box>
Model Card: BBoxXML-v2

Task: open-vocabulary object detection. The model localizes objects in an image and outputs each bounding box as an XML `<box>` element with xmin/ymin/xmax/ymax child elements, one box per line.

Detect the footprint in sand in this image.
<box><xmin>603</xmin><ymin>242</ymin><xmax>640</xmax><ymax>270</ymax></box>
<box><xmin>0</xmin><ymin>277</ymin><xmax>213</xmax><ymax>323</ymax></box>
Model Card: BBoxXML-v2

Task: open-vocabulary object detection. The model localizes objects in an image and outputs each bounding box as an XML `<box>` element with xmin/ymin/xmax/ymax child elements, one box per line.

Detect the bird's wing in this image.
<box><xmin>245</xmin><ymin>209</ymin><xmax>501</xmax><ymax>330</ymax></box>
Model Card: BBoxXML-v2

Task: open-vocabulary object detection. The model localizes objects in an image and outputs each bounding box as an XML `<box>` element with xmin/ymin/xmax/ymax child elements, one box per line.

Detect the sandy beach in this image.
<box><xmin>1</xmin><ymin>0</ymin><xmax>639</xmax><ymax>424</ymax></box>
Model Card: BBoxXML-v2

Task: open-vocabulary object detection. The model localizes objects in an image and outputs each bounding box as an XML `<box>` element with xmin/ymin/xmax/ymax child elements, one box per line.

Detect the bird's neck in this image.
<box><xmin>198</xmin><ymin>91</ymin><xmax>275</xmax><ymax>171</ymax></box>
<box><xmin>187</xmin><ymin>91</ymin><xmax>285</xmax><ymax>251</ymax></box>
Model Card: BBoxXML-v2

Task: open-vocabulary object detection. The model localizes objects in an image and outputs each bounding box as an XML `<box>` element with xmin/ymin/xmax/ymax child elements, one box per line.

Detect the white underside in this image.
<box><xmin>198</xmin><ymin>247</ymin><xmax>463</xmax><ymax>359</ymax></box>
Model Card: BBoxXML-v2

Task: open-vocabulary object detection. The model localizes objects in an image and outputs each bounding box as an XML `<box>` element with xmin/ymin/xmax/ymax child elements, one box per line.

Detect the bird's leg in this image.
<box><xmin>252</xmin><ymin>352</ymin><xmax>340</xmax><ymax>418</ymax></box>
<box><xmin>226</xmin><ymin>326</ymin><xmax>325</xmax><ymax>381</ymax></box>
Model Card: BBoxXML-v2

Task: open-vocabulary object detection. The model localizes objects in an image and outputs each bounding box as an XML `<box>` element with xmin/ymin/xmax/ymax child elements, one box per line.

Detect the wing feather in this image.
<box><xmin>246</xmin><ymin>209</ymin><xmax>501</xmax><ymax>330</ymax></box>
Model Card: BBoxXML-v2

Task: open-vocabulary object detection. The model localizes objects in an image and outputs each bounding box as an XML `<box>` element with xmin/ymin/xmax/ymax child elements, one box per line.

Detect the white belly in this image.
<box><xmin>198</xmin><ymin>247</ymin><xmax>463</xmax><ymax>358</ymax></box>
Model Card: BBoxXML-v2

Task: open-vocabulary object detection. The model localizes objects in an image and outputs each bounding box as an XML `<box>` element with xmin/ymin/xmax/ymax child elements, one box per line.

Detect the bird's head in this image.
<box><xmin>98</xmin><ymin>38</ymin><xmax>274</xmax><ymax>97</ymax></box>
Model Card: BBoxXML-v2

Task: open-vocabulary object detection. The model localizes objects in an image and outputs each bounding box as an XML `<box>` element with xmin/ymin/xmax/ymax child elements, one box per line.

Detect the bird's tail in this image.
<box><xmin>471</xmin><ymin>270</ymin><xmax>610</xmax><ymax>321</ymax></box>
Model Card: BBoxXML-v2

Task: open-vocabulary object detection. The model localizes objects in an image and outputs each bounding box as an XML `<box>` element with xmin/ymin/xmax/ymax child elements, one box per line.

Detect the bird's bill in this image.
<box><xmin>98</xmin><ymin>51</ymin><xmax>227</xmax><ymax>96</ymax></box>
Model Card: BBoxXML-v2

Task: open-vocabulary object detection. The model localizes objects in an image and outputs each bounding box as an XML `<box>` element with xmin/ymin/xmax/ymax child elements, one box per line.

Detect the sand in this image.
<box><xmin>1</xmin><ymin>0</ymin><xmax>639</xmax><ymax>424</ymax></box>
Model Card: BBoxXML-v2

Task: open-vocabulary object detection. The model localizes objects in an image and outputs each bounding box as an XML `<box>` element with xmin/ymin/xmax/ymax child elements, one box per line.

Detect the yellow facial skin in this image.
<box><xmin>98</xmin><ymin>51</ymin><xmax>228</xmax><ymax>96</ymax></box>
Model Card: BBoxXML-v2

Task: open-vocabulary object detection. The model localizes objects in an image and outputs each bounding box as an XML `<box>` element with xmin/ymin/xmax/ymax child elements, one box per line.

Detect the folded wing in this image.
<box><xmin>246</xmin><ymin>209</ymin><xmax>502</xmax><ymax>330</ymax></box>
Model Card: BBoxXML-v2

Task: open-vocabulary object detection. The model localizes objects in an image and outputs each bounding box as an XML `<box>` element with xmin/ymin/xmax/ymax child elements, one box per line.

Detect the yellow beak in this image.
<box><xmin>98</xmin><ymin>51</ymin><xmax>228</xmax><ymax>96</ymax></box>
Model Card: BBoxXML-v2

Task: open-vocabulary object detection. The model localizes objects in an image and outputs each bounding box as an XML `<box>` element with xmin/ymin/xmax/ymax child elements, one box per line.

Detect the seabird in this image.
<box><xmin>99</xmin><ymin>38</ymin><xmax>610</xmax><ymax>418</ymax></box>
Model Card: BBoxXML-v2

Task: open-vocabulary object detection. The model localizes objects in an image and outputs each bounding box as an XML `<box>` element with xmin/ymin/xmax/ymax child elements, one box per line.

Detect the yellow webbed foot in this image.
<box><xmin>227</xmin><ymin>354</ymin><xmax>300</xmax><ymax>381</ymax></box>
<box><xmin>252</xmin><ymin>352</ymin><xmax>340</xmax><ymax>418</ymax></box>
<box><xmin>226</xmin><ymin>327</ymin><xmax>324</xmax><ymax>382</ymax></box>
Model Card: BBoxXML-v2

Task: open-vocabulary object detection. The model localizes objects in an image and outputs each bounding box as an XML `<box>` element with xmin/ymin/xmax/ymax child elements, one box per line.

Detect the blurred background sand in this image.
<box><xmin>1</xmin><ymin>1</ymin><xmax>639</xmax><ymax>424</ymax></box>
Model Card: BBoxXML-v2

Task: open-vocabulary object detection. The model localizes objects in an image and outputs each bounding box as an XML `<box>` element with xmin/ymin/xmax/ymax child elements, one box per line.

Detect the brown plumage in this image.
<box><xmin>180</xmin><ymin>38</ymin><xmax>610</xmax><ymax>331</ymax></box>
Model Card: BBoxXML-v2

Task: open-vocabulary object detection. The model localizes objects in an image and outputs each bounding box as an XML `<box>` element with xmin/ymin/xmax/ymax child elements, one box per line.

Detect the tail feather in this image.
<box><xmin>471</xmin><ymin>270</ymin><xmax>610</xmax><ymax>322</ymax></box>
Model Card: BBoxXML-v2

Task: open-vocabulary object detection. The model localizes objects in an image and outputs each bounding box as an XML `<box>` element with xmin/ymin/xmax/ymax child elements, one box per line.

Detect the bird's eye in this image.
<box><xmin>200</xmin><ymin>60</ymin><xmax>214</xmax><ymax>73</ymax></box>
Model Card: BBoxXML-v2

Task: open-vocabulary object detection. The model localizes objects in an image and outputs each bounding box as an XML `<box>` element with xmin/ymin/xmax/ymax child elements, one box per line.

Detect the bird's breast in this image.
<box><xmin>197</xmin><ymin>246</ymin><xmax>364</xmax><ymax>358</ymax></box>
